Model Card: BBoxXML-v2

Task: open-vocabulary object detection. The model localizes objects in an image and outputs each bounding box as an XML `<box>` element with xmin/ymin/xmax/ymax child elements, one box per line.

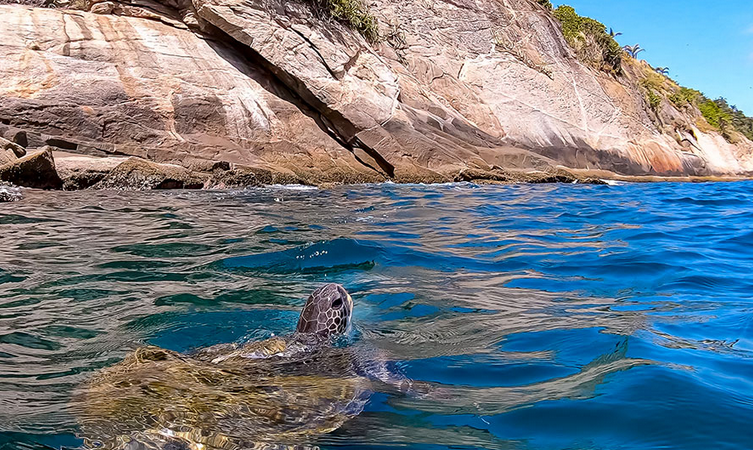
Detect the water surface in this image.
<box><xmin>1</xmin><ymin>182</ymin><xmax>753</xmax><ymax>449</ymax></box>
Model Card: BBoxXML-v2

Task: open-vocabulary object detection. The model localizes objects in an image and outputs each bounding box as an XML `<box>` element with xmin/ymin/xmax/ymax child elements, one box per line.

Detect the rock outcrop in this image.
<box><xmin>92</xmin><ymin>158</ymin><xmax>207</xmax><ymax>190</ymax></box>
<box><xmin>55</xmin><ymin>152</ymin><xmax>129</xmax><ymax>190</ymax></box>
<box><xmin>0</xmin><ymin>147</ymin><xmax>63</xmax><ymax>189</ymax></box>
<box><xmin>0</xmin><ymin>0</ymin><xmax>750</xmax><ymax>188</ymax></box>
<box><xmin>1</xmin><ymin>137</ymin><xmax>26</xmax><ymax>166</ymax></box>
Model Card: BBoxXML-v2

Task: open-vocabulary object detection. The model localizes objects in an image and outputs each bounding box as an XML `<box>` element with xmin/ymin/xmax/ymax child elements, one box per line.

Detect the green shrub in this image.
<box><xmin>699</xmin><ymin>99</ymin><xmax>732</xmax><ymax>130</ymax></box>
<box><xmin>640</xmin><ymin>73</ymin><xmax>663</xmax><ymax>92</ymax></box>
<box><xmin>537</xmin><ymin>0</ymin><xmax>553</xmax><ymax>10</ymax></box>
<box><xmin>645</xmin><ymin>89</ymin><xmax>661</xmax><ymax>111</ymax></box>
<box><xmin>552</xmin><ymin>5</ymin><xmax>622</xmax><ymax>74</ymax></box>
<box><xmin>309</xmin><ymin>0</ymin><xmax>379</xmax><ymax>42</ymax></box>
<box><xmin>710</xmin><ymin>98</ymin><xmax>753</xmax><ymax>142</ymax></box>
<box><xmin>669</xmin><ymin>87</ymin><xmax>701</xmax><ymax>109</ymax></box>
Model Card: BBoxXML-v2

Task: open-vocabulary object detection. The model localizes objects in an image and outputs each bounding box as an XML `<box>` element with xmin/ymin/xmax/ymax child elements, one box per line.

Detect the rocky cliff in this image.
<box><xmin>0</xmin><ymin>0</ymin><xmax>751</xmax><ymax>189</ymax></box>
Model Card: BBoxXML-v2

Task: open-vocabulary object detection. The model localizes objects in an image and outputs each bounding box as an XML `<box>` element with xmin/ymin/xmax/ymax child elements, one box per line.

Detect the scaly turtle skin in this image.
<box><xmin>74</xmin><ymin>284</ymin><xmax>376</xmax><ymax>450</ymax></box>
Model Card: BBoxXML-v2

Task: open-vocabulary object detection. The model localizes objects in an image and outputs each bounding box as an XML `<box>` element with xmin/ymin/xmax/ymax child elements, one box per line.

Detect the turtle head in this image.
<box><xmin>296</xmin><ymin>283</ymin><xmax>353</xmax><ymax>336</ymax></box>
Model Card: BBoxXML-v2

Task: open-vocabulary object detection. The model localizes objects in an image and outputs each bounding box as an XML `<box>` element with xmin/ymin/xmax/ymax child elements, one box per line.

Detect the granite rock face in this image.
<box><xmin>0</xmin><ymin>1</ymin><xmax>750</xmax><ymax>187</ymax></box>
<box><xmin>0</xmin><ymin>5</ymin><xmax>385</xmax><ymax>185</ymax></box>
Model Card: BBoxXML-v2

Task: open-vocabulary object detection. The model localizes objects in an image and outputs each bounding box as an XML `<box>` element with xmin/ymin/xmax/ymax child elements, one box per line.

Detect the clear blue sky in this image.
<box><xmin>553</xmin><ymin>1</ymin><xmax>753</xmax><ymax>114</ymax></box>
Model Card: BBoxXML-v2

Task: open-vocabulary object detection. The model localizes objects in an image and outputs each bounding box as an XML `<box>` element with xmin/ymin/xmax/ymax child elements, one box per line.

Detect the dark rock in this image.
<box><xmin>92</xmin><ymin>157</ymin><xmax>208</xmax><ymax>190</ymax></box>
<box><xmin>185</xmin><ymin>159</ymin><xmax>232</xmax><ymax>173</ymax></box>
<box><xmin>205</xmin><ymin>166</ymin><xmax>274</xmax><ymax>189</ymax></box>
<box><xmin>2</xmin><ymin>129</ymin><xmax>28</xmax><ymax>148</ymax></box>
<box><xmin>454</xmin><ymin>168</ymin><xmax>510</xmax><ymax>183</ymax></box>
<box><xmin>44</xmin><ymin>137</ymin><xmax>78</xmax><ymax>151</ymax></box>
<box><xmin>0</xmin><ymin>147</ymin><xmax>63</xmax><ymax>189</ymax></box>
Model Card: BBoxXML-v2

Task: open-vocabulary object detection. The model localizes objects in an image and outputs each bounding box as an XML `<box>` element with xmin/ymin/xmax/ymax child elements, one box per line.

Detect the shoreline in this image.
<box><xmin>4</xmin><ymin>172</ymin><xmax>752</xmax><ymax>200</ymax></box>
<box><xmin>3</xmin><ymin>149</ymin><xmax>752</xmax><ymax>198</ymax></box>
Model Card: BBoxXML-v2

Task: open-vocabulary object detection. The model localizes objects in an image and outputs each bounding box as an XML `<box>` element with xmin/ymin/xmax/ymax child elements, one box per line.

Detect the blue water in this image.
<box><xmin>1</xmin><ymin>181</ymin><xmax>753</xmax><ymax>449</ymax></box>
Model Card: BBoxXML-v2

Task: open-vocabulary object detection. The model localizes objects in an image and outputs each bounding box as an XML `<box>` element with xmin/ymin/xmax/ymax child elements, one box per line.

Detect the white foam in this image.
<box><xmin>0</xmin><ymin>185</ymin><xmax>22</xmax><ymax>202</ymax></box>
<box><xmin>267</xmin><ymin>184</ymin><xmax>319</xmax><ymax>191</ymax></box>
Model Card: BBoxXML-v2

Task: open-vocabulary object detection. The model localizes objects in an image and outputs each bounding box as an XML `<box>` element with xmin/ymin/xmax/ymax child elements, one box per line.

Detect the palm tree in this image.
<box><xmin>655</xmin><ymin>67</ymin><xmax>670</xmax><ymax>75</ymax></box>
<box><xmin>623</xmin><ymin>44</ymin><xmax>645</xmax><ymax>58</ymax></box>
<box><xmin>609</xmin><ymin>28</ymin><xmax>622</xmax><ymax>38</ymax></box>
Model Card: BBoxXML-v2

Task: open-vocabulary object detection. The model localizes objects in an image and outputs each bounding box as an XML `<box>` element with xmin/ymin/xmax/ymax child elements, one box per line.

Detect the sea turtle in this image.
<box><xmin>74</xmin><ymin>284</ymin><xmax>402</xmax><ymax>450</ymax></box>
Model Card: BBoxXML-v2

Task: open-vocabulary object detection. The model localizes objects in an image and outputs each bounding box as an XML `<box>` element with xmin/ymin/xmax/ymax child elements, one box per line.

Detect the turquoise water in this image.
<box><xmin>1</xmin><ymin>182</ymin><xmax>753</xmax><ymax>449</ymax></box>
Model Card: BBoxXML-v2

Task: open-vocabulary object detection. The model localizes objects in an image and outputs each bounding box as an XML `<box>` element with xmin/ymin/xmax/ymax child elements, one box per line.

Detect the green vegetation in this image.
<box><xmin>68</xmin><ymin>0</ymin><xmax>90</xmax><ymax>10</ymax></box>
<box><xmin>645</xmin><ymin>89</ymin><xmax>661</xmax><ymax>111</ymax></box>
<box><xmin>640</xmin><ymin>72</ymin><xmax>663</xmax><ymax>92</ymax></box>
<box><xmin>639</xmin><ymin>73</ymin><xmax>664</xmax><ymax>112</ymax></box>
<box><xmin>667</xmin><ymin>88</ymin><xmax>752</xmax><ymax>142</ymax></box>
<box><xmin>309</xmin><ymin>0</ymin><xmax>379</xmax><ymax>42</ymax></box>
<box><xmin>537</xmin><ymin>0</ymin><xmax>553</xmax><ymax>10</ymax></box>
<box><xmin>698</xmin><ymin>99</ymin><xmax>731</xmax><ymax>132</ymax></box>
<box><xmin>701</xmin><ymin>99</ymin><xmax>753</xmax><ymax>142</ymax></box>
<box><xmin>548</xmin><ymin>3</ymin><xmax>753</xmax><ymax>143</ymax></box>
<box><xmin>668</xmin><ymin>87</ymin><xmax>701</xmax><ymax>109</ymax></box>
<box><xmin>552</xmin><ymin>5</ymin><xmax>622</xmax><ymax>74</ymax></box>
<box><xmin>623</xmin><ymin>44</ymin><xmax>645</xmax><ymax>58</ymax></box>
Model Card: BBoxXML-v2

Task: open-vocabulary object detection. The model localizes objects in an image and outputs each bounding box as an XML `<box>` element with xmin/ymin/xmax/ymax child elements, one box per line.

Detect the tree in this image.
<box><xmin>623</xmin><ymin>44</ymin><xmax>645</xmax><ymax>58</ymax></box>
<box><xmin>609</xmin><ymin>28</ymin><xmax>622</xmax><ymax>38</ymax></box>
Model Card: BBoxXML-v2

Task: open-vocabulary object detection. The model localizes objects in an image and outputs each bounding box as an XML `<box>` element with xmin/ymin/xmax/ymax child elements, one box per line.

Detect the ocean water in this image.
<box><xmin>1</xmin><ymin>181</ymin><xmax>753</xmax><ymax>450</ymax></box>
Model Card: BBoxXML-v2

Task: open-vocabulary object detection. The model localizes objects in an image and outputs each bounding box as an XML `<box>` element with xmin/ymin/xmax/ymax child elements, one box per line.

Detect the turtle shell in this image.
<box><xmin>73</xmin><ymin>342</ymin><xmax>372</xmax><ymax>450</ymax></box>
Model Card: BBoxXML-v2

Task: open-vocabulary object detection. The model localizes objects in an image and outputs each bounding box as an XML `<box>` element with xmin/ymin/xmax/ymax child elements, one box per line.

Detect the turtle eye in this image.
<box><xmin>332</xmin><ymin>298</ymin><xmax>343</xmax><ymax>309</ymax></box>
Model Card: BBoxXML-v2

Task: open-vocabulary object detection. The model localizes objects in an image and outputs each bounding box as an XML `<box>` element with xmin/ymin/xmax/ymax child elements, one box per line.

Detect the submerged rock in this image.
<box><xmin>92</xmin><ymin>157</ymin><xmax>207</xmax><ymax>190</ymax></box>
<box><xmin>0</xmin><ymin>147</ymin><xmax>63</xmax><ymax>189</ymax></box>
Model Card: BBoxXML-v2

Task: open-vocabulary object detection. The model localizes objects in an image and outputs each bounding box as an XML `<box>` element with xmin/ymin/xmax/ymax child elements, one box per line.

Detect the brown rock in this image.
<box><xmin>205</xmin><ymin>166</ymin><xmax>274</xmax><ymax>189</ymax></box>
<box><xmin>92</xmin><ymin>157</ymin><xmax>207</xmax><ymax>190</ymax></box>
<box><xmin>0</xmin><ymin>6</ymin><xmax>384</xmax><ymax>184</ymax></box>
<box><xmin>0</xmin><ymin>147</ymin><xmax>63</xmax><ymax>189</ymax></box>
<box><xmin>1</xmin><ymin>129</ymin><xmax>28</xmax><ymax>148</ymax></box>
<box><xmin>0</xmin><ymin>136</ymin><xmax>26</xmax><ymax>166</ymax></box>
<box><xmin>54</xmin><ymin>151</ymin><xmax>128</xmax><ymax>190</ymax></box>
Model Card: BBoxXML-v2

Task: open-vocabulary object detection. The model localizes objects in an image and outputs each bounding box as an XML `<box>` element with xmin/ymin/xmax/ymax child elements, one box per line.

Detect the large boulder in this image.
<box><xmin>92</xmin><ymin>157</ymin><xmax>207</xmax><ymax>190</ymax></box>
<box><xmin>0</xmin><ymin>147</ymin><xmax>62</xmax><ymax>189</ymax></box>
<box><xmin>54</xmin><ymin>152</ymin><xmax>129</xmax><ymax>190</ymax></box>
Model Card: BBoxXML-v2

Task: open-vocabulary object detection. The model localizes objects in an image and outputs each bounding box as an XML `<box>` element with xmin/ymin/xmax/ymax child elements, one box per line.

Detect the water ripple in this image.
<box><xmin>1</xmin><ymin>182</ymin><xmax>753</xmax><ymax>449</ymax></box>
